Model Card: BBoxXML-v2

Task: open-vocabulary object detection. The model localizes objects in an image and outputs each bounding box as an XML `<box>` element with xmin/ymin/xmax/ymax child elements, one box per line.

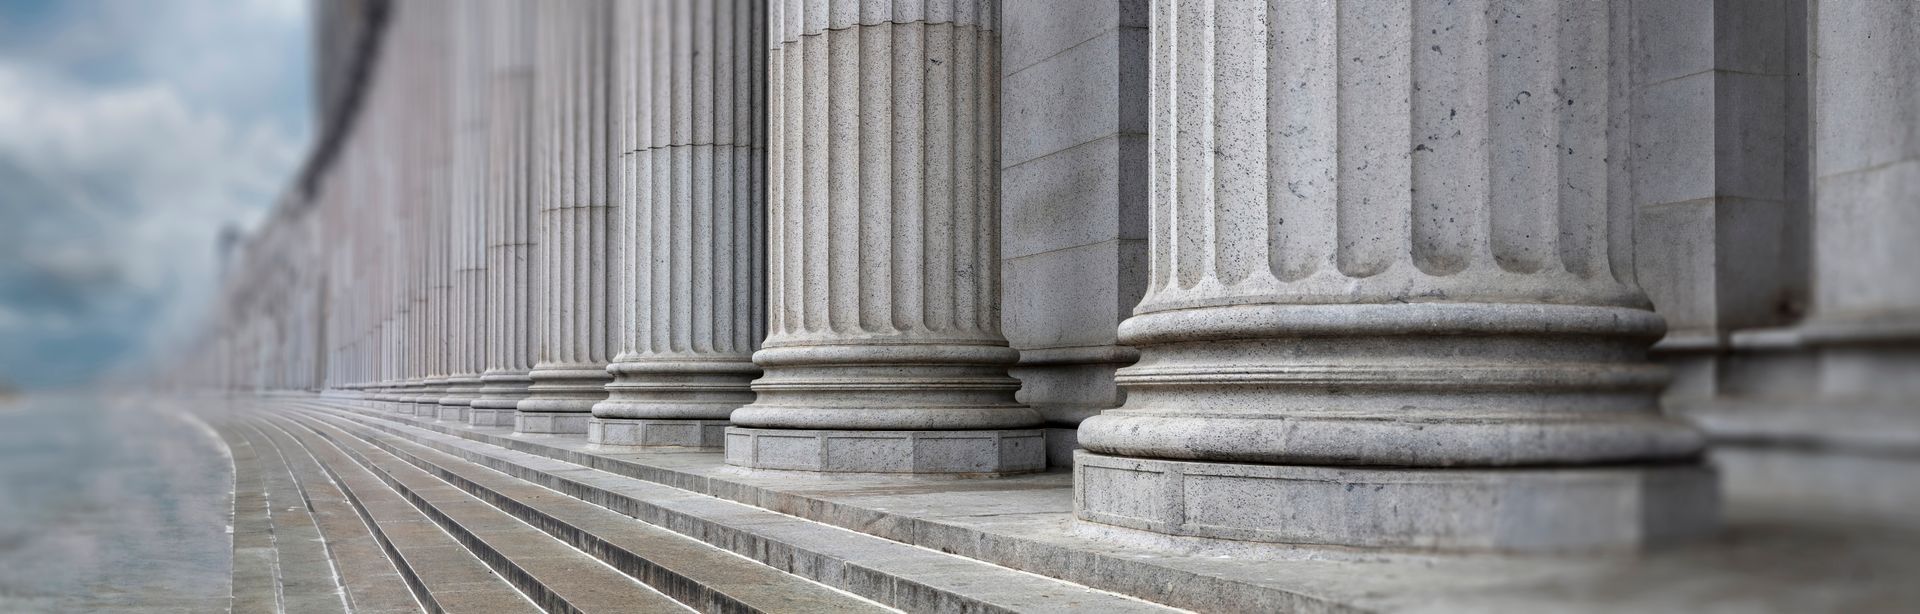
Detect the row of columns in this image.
<box><xmin>176</xmin><ymin>0</ymin><xmax>1919</xmax><ymax>552</ymax></box>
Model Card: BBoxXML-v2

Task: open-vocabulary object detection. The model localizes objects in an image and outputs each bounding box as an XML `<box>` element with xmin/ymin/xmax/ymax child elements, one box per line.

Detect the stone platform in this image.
<box><xmin>186</xmin><ymin>396</ymin><xmax>1919</xmax><ymax>613</ymax></box>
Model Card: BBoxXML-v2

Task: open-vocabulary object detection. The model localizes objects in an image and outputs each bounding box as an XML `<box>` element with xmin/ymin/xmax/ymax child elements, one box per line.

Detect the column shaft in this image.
<box><xmin>1074</xmin><ymin>0</ymin><xmax>1716</xmax><ymax>551</ymax></box>
<box><xmin>518</xmin><ymin>0</ymin><xmax>620</xmax><ymax>435</ymax></box>
<box><xmin>726</xmin><ymin>0</ymin><xmax>1044</xmax><ymax>473</ymax></box>
<box><xmin>590</xmin><ymin>0</ymin><xmax>767</xmax><ymax>447</ymax></box>
<box><xmin>473</xmin><ymin>0</ymin><xmax>540</xmax><ymax>427</ymax></box>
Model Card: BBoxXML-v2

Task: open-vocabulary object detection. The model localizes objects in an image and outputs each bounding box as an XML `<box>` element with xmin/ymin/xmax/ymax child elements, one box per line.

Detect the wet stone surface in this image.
<box><xmin>0</xmin><ymin>394</ymin><xmax>232</xmax><ymax>613</ymax></box>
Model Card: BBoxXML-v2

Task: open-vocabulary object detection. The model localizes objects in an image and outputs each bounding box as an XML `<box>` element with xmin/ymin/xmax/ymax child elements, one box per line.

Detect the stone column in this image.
<box><xmin>438</xmin><ymin>0</ymin><xmax>492</xmax><ymax>422</ymax></box>
<box><xmin>414</xmin><ymin>0</ymin><xmax>455</xmax><ymax>419</ymax></box>
<box><xmin>472</xmin><ymin>0</ymin><xmax>539</xmax><ymax>428</ymax></box>
<box><xmin>1074</xmin><ymin>0</ymin><xmax>1717</xmax><ymax>551</ymax></box>
<box><xmin>590</xmin><ymin>0</ymin><xmax>766</xmax><ymax>447</ymax></box>
<box><xmin>518</xmin><ymin>0</ymin><xmax>620</xmax><ymax>435</ymax></box>
<box><xmin>726</xmin><ymin>0</ymin><xmax>1045</xmax><ymax>473</ymax></box>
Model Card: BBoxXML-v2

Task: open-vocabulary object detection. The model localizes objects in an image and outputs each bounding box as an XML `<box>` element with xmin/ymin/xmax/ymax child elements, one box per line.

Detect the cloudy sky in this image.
<box><xmin>0</xmin><ymin>0</ymin><xmax>312</xmax><ymax>389</ymax></box>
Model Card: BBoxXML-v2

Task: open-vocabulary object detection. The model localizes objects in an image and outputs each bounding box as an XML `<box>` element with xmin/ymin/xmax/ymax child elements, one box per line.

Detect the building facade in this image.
<box><xmin>174</xmin><ymin>0</ymin><xmax>1916</xmax><ymax>581</ymax></box>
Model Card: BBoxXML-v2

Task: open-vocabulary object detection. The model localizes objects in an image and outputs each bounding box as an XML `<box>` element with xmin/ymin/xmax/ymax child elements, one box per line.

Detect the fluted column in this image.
<box><xmin>590</xmin><ymin>0</ymin><xmax>766</xmax><ymax>447</ymax></box>
<box><xmin>413</xmin><ymin>0</ymin><xmax>455</xmax><ymax>418</ymax></box>
<box><xmin>1074</xmin><ymin>0</ymin><xmax>1716</xmax><ymax>551</ymax></box>
<box><xmin>725</xmin><ymin>0</ymin><xmax>1044</xmax><ymax>473</ymax></box>
<box><xmin>517</xmin><ymin>0</ymin><xmax>620</xmax><ymax>435</ymax></box>
<box><xmin>472</xmin><ymin>0</ymin><xmax>540</xmax><ymax>427</ymax></box>
<box><xmin>438</xmin><ymin>0</ymin><xmax>492</xmax><ymax>422</ymax></box>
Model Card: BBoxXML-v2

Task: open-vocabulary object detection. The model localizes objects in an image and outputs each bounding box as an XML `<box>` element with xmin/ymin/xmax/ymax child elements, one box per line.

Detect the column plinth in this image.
<box><xmin>725</xmin><ymin>0</ymin><xmax>1042</xmax><ymax>473</ymax></box>
<box><xmin>1074</xmin><ymin>0</ymin><xmax>1715</xmax><ymax>550</ymax></box>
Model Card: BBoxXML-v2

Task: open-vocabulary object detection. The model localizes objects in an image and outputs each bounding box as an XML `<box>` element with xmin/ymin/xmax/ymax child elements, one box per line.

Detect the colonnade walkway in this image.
<box><xmin>177</xmin><ymin>395</ymin><xmax>1918</xmax><ymax>613</ymax></box>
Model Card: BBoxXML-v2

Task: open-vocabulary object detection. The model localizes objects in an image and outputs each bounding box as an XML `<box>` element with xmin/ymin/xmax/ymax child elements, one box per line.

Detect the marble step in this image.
<box><xmin>267</xmin><ymin>413</ymin><xmax>543</xmax><ymax>613</ymax></box>
<box><xmin>228</xmin><ymin>421</ymin><xmax>357</xmax><ymax>614</ymax></box>
<box><xmin>216</xmin><ymin>422</ymin><xmax>300</xmax><ymax>613</ymax></box>
<box><xmin>286</xmin><ymin>410</ymin><xmax>895</xmax><ymax>614</ymax></box>
<box><xmin>246</xmin><ymin>418</ymin><xmax>442</xmax><ymax>613</ymax></box>
<box><xmin>273</xmin><ymin>413</ymin><xmax>694</xmax><ymax>613</ymax></box>
<box><xmin>287</xmin><ymin>404</ymin><xmax>1186</xmax><ymax>614</ymax></box>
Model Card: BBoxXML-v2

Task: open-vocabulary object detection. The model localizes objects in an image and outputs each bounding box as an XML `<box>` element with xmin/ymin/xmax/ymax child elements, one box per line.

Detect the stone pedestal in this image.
<box><xmin>725</xmin><ymin>0</ymin><xmax>1042</xmax><ymax>473</ymax></box>
<box><xmin>589</xmin><ymin>0</ymin><xmax>765</xmax><ymax>448</ymax></box>
<box><xmin>516</xmin><ymin>0</ymin><xmax>617</xmax><ymax>435</ymax></box>
<box><xmin>1074</xmin><ymin>0</ymin><xmax>1716</xmax><ymax>551</ymax></box>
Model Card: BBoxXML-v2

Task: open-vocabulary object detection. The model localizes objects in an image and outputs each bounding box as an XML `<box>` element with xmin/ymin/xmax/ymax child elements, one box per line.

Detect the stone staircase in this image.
<box><xmin>206</xmin><ymin>398</ymin><xmax>1185</xmax><ymax>613</ymax></box>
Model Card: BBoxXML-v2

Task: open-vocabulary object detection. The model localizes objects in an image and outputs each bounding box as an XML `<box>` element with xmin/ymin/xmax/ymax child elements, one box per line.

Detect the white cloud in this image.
<box><xmin>0</xmin><ymin>0</ymin><xmax>311</xmax><ymax>386</ymax></box>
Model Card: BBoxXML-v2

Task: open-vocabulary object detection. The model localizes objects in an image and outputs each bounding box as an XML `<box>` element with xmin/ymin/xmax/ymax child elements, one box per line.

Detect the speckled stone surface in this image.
<box><xmin>589</xmin><ymin>418</ymin><xmax>727</xmax><ymax>448</ymax></box>
<box><xmin>724</xmin><ymin>426</ymin><xmax>1046</xmax><ymax>474</ymax></box>
<box><xmin>1073</xmin><ymin>0</ymin><xmax>1717</xmax><ymax>550</ymax></box>
<box><xmin>727</xmin><ymin>0</ymin><xmax>1044</xmax><ymax>457</ymax></box>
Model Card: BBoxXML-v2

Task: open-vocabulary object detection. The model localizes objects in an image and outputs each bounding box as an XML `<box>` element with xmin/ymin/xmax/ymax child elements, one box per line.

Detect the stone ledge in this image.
<box><xmin>723</xmin><ymin>426</ymin><xmax>1047</xmax><ymax>474</ymax></box>
<box><xmin>308</xmin><ymin>402</ymin><xmax>1920</xmax><ymax>613</ymax></box>
<box><xmin>588</xmin><ymin>417</ymin><xmax>727</xmax><ymax>448</ymax></box>
<box><xmin>1074</xmin><ymin>451</ymin><xmax>1720</xmax><ymax>552</ymax></box>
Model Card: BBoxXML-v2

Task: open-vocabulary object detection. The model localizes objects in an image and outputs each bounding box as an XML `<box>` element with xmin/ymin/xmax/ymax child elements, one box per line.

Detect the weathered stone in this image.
<box><xmin>1074</xmin><ymin>0</ymin><xmax>1716</xmax><ymax>551</ymax></box>
<box><xmin>590</xmin><ymin>0</ymin><xmax>765</xmax><ymax>447</ymax></box>
<box><xmin>727</xmin><ymin>0</ymin><xmax>1043</xmax><ymax>472</ymax></box>
<box><xmin>516</xmin><ymin>0</ymin><xmax>618</xmax><ymax>435</ymax></box>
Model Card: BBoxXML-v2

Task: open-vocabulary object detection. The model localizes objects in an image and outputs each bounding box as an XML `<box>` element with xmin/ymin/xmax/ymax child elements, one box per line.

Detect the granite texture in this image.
<box><xmin>729</xmin><ymin>0</ymin><xmax>1043</xmax><ymax>454</ymax></box>
<box><xmin>1074</xmin><ymin>0</ymin><xmax>1716</xmax><ymax>550</ymax></box>
<box><xmin>591</xmin><ymin>0</ymin><xmax>766</xmax><ymax>445</ymax></box>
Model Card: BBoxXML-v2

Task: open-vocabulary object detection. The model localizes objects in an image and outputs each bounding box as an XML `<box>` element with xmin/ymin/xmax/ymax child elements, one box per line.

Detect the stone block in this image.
<box><xmin>1003</xmin><ymin>0</ymin><xmax>1121</xmax><ymax>71</ymax></box>
<box><xmin>1713</xmin><ymin>71</ymin><xmax>1791</xmax><ymax>202</ymax></box>
<box><xmin>1634</xmin><ymin>71</ymin><xmax>1716</xmax><ymax>206</ymax></box>
<box><xmin>468</xmin><ymin>407</ymin><xmax>516</xmax><ymax>428</ymax></box>
<box><xmin>515</xmin><ymin>411</ymin><xmax>591</xmax><ymax>435</ymax></box>
<box><xmin>1003</xmin><ymin>240</ymin><xmax>1142</xmax><ymax>350</ymax></box>
<box><xmin>588</xmin><ymin>418</ymin><xmax>727</xmax><ymax>448</ymax></box>
<box><xmin>1003</xmin><ymin>30</ymin><xmax>1125</xmax><ymax>166</ymax></box>
<box><xmin>724</xmin><ymin>427</ymin><xmax>1046</xmax><ymax>474</ymax></box>
<box><xmin>1002</xmin><ymin>136</ymin><xmax>1125</xmax><ymax>258</ymax></box>
<box><xmin>1074</xmin><ymin>451</ymin><xmax>1720</xmax><ymax>552</ymax></box>
<box><xmin>435</xmin><ymin>404</ymin><xmax>468</xmax><ymax>423</ymax></box>
<box><xmin>1633</xmin><ymin>0</ymin><xmax>1713</xmax><ymax>83</ymax></box>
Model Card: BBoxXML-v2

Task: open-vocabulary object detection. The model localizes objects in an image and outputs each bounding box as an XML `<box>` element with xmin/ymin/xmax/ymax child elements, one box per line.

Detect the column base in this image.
<box><xmin>1074</xmin><ymin>451</ymin><xmax>1718</xmax><ymax>552</ymax></box>
<box><xmin>724</xmin><ymin>427</ymin><xmax>1046</xmax><ymax>474</ymax></box>
<box><xmin>514</xmin><ymin>411</ymin><xmax>590</xmax><ymax>435</ymax></box>
<box><xmin>588</xmin><ymin>418</ymin><xmax>727</xmax><ymax>448</ymax></box>
<box><xmin>467</xmin><ymin>407</ymin><xmax>517</xmax><ymax>427</ymax></box>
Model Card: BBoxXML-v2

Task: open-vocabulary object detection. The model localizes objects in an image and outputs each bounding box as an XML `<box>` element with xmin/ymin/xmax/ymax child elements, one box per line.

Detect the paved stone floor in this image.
<box><xmin>0</xmin><ymin>394</ymin><xmax>233</xmax><ymax>613</ymax></box>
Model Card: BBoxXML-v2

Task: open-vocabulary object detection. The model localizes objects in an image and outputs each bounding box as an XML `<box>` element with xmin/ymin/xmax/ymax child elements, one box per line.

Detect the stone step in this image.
<box><xmin>214</xmin><ymin>422</ymin><xmax>291</xmax><ymax>613</ymax></box>
<box><xmin>275</xmin><ymin>412</ymin><xmax>695</xmax><ymax>613</ymax></box>
<box><xmin>227</xmin><ymin>421</ymin><xmax>353</xmax><ymax>614</ymax></box>
<box><xmin>286</xmin><ymin>404</ymin><xmax>1186</xmax><ymax>614</ymax></box>
<box><xmin>246</xmin><ymin>418</ymin><xmax>438</xmax><ymax>613</ymax></box>
<box><xmin>290</xmin><ymin>410</ymin><xmax>895</xmax><ymax>614</ymax></box>
<box><xmin>266</xmin><ymin>413</ymin><xmax>543</xmax><ymax>613</ymax></box>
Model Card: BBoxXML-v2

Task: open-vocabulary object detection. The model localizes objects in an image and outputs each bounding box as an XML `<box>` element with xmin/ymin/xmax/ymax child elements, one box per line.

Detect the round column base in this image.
<box><xmin>589</xmin><ymin>418</ymin><xmax>728</xmax><ymax>448</ymax></box>
<box><xmin>467</xmin><ymin>407</ymin><xmax>517</xmax><ymax>427</ymax></box>
<box><xmin>514</xmin><ymin>411</ymin><xmax>591</xmax><ymax>435</ymax></box>
<box><xmin>724</xmin><ymin>427</ymin><xmax>1046</xmax><ymax>474</ymax></box>
<box><xmin>1073</xmin><ymin>451</ymin><xmax>1718</xmax><ymax>552</ymax></box>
